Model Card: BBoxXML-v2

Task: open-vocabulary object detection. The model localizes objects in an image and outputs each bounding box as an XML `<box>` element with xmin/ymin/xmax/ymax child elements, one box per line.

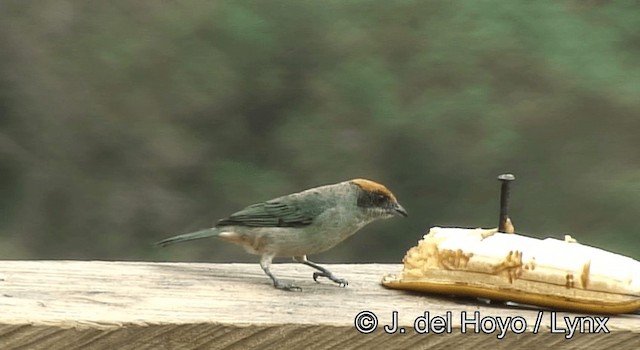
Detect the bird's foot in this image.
<box><xmin>273</xmin><ymin>280</ymin><xmax>302</xmax><ymax>292</ymax></box>
<box><xmin>312</xmin><ymin>271</ymin><xmax>348</xmax><ymax>287</ymax></box>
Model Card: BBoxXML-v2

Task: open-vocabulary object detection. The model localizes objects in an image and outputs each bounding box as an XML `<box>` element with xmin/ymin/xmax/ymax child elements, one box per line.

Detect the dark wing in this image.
<box><xmin>216</xmin><ymin>200</ymin><xmax>314</xmax><ymax>228</ymax></box>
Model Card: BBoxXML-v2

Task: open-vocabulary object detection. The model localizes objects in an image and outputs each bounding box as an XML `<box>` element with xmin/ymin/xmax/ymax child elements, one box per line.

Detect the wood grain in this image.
<box><xmin>0</xmin><ymin>261</ymin><xmax>638</xmax><ymax>349</ymax></box>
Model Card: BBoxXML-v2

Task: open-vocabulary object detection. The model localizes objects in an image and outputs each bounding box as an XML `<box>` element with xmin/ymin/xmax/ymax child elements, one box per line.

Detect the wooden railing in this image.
<box><xmin>1</xmin><ymin>261</ymin><xmax>638</xmax><ymax>349</ymax></box>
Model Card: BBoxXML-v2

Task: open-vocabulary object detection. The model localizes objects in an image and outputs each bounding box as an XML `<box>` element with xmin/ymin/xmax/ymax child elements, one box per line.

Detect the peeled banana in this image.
<box><xmin>382</xmin><ymin>227</ymin><xmax>640</xmax><ymax>314</ymax></box>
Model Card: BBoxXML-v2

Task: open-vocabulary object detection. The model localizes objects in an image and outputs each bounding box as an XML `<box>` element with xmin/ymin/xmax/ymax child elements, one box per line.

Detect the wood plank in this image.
<box><xmin>0</xmin><ymin>261</ymin><xmax>638</xmax><ymax>349</ymax></box>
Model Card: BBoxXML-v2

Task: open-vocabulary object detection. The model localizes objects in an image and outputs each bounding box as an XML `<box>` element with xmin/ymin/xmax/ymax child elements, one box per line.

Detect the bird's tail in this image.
<box><xmin>156</xmin><ymin>228</ymin><xmax>220</xmax><ymax>247</ymax></box>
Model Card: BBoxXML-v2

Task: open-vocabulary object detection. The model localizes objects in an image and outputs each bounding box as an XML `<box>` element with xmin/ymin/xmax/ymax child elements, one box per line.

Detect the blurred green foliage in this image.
<box><xmin>0</xmin><ymin>0</ymin><xmax>638</xmax><ymax>262</ymax></box>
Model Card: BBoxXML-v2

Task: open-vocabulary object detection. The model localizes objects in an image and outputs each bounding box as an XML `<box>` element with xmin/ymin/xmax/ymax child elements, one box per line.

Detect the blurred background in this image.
<box><xmin>0</xmin><ymin>1</ymin><xmax>638</xmax><ymax>264</ymax></box>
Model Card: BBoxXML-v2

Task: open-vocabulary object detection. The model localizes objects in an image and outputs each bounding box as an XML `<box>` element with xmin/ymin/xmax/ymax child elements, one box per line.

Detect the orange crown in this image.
<box><xmin>350</xmin><ymin>178</ymin><xmax>397</xmax><ymax>201</ymax></box>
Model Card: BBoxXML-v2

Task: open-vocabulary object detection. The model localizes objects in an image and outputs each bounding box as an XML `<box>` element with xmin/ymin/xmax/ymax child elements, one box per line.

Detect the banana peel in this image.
<box><xmin>382</xmin><ymin>227</ymin><xmax>640</xmax><ymax>314</ymax></box>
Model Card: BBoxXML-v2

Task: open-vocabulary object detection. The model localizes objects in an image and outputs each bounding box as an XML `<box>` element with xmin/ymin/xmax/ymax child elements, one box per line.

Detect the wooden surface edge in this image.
<box><xmin>2</xmin><ymin>322</ymin><xmax>639</xmax><ymax>350</ymax></box>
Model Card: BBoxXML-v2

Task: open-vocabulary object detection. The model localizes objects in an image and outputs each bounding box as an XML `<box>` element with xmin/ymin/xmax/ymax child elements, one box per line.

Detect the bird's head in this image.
<box><xmin>350</xmin><ymin>178</ymin><xmax>408</xmax><ymax>219</ymax></box>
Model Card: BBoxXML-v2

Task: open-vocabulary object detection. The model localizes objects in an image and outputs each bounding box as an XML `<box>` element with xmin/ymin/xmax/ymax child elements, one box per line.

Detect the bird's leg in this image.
<box><xmin>293</xmin><ymin>255</ymin><xmax>348</xmax><ymax>287</ymax></box>
<box><xmin>260</xmin><ymin>253</ymin><xmax>301</xmax><ymax>291</ymax></box>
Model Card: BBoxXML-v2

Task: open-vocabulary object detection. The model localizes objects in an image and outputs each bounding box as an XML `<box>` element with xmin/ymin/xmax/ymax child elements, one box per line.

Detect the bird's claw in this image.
<box><xmin>312</xmin><ymin>272</ymin><xmax>349</xmax><ymax>287</ymax></box>
<box><xmin>274</xmin><ymin>281</ymin><xmax>302</xmax><ymax>292</ymax></box>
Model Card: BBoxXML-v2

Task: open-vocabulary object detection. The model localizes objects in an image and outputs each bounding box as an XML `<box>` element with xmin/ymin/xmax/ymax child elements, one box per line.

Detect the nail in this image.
<box><xmin>497</xmin><ymin>173</ymin><xmax>515</xmax><ymax>232</ymax></box>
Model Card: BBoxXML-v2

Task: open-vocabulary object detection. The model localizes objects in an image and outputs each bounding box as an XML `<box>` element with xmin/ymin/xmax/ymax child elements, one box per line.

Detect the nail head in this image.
<box><xmin>497</xmin><ymin>173</ymin><xmax>515</xmax><ymax>181</ymax></box>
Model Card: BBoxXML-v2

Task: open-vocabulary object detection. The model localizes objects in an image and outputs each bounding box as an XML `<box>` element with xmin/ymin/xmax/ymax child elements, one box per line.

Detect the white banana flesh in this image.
<box><xmin>382</xmin><ymin>227</ymin><xmax>640</xmax><ymax>314</ymax></box>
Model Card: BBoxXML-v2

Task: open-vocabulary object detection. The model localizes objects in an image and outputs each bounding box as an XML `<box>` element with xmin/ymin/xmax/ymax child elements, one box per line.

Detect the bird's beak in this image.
<box><xmin>393</xmin><ymin>203</ymin><xmax>408</xmax><ymax>217</ymax></box>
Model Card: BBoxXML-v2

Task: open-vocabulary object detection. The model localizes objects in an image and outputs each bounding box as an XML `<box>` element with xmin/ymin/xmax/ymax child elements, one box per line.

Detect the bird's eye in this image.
<box><xmin>375</xmin><ymin>193</ymin><xmax>387</xmax><ymax>203</ymax></box>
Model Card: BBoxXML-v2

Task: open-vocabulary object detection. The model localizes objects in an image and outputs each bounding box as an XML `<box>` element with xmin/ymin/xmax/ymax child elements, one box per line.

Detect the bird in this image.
<box><xmin>156</xmin><ymin>178</ymin><xmax>407</xmax><ymax>291</ymax></box>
